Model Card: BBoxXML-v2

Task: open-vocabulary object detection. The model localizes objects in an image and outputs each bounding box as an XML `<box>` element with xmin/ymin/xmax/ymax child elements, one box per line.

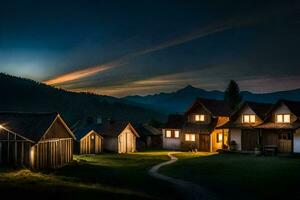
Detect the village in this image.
<box><xmin>1</xmin><ymin>85</ymin><xmax>300</xmax><ymax>199</ymax></box>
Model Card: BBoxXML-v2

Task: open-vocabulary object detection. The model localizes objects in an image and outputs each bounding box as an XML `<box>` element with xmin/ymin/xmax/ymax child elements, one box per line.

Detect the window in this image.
<box><xmin>166</xmin><ymin>130</ymin><xmax>172</xmax><ymax>138</ymax></box>
<box><xmin>174</xmin><ymin>130</ymin><xmax>180</xmax><ymax>138</ymax></box>
<box><xmin>217</xmin><ymin>133</ymin><xmax>223</xmax><ymax>143</ymax></box>
<box><xmin>242</xmin><ymin>115</ymin><xmax>255</xmax><ymax>123</ymax></box>
<box><xmin>185</xmin><ymin>134</ymin><xmax>196</xmax><ymax>141</ymax></box>
<box><xmin>276</xmin><ymin>114</ymin><xmax>290</xmax><ymax>123</ymax></box>
<box><xmin>195</xmin><ymin>114</ymin><xmax>205</xmax><ymax>122</ymax></box>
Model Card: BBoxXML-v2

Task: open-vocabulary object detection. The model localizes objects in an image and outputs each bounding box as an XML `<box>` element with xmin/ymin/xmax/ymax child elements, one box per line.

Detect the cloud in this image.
<box><xmin>43</xmin><ymin>16</ymin><xmax>262</xmax><ymax>86</ymax></box>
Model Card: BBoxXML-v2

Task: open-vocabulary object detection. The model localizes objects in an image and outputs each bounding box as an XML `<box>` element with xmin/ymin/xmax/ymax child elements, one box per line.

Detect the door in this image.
<box><xmin>278</xmin><ymin>132</ymin><xmax>292</xmax><ymax>153</ymax></box>
<box><xmin>242</xmin><ymin>130</ymin><xmax>258</xmax><ymax>151</ymax></box>
<box><xmin>199</xmin><ymin>134</ymin><xmax>210</xmax><ymax>151</ymax></box>
<box><xmin>90</xmin><ymin>134</ymin><xmax>95</xmax><ymax>154</ymax></box>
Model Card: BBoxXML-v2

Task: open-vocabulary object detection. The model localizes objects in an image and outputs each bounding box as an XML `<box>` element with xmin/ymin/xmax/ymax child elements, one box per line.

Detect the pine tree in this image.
<box><xmin>224</xmin><ymin>80</ymin><xmax>243</xmax><ymax>109</ymax></box>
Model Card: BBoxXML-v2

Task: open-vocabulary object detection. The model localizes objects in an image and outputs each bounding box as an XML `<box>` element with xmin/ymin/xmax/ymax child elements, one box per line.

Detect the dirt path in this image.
<box><xmin>149</xmin><ymin>153</ymin><xmax>218</xmax><ymax>200</ymax></box>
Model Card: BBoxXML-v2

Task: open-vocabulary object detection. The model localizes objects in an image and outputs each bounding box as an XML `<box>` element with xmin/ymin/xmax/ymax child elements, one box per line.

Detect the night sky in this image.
<box><xmin>1</xmin><ymin>0</ymin><xmax>300</xmax><ymax>97</ymax></box>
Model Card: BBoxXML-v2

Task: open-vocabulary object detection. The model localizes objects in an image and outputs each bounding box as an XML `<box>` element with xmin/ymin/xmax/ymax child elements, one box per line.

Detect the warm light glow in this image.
<box><xmin>0</xmin><ymin>125</ymin><xmax>3</xmax><ymax>129</ymax></box>
<box><xmin>30</xmin><ymin>147</ymin><xmax>35</xmax><ymax>166</ymax></box>
<box><xmin>217</xmin><ymin>133</ymin><xmax>223</xmax><ymax>143</ymax></box>
<box><xmin>91</xmin><ymin>135</ymin><xmax>95</xmax><ymax>140</ymax></box>
<box><xmin>185</xmin><ymin>134</ymin><xmax>196</xmax><ymax>141</ymax></box>
<box><xmin>166</xmin><ymin>130</ymin><xmax>172</xmax><ymax>138</ymax></box>
<box><xmin>242</xmin><ymin>114</ymin><xmax>255</xmax><ymax>123</ymax></box>
<box><xmin>276</xmin><ymin>114</ymin><xmax>290</xmax><ymax>123</ymax></box>
<box><xmin>195</xmin><ymin>114</ymin><xmax>205</xmax><ymax>122</ymax></box>
<box><xmin>174</xmin><ymin>130</ymin><xmax>180</xmax><ymax>138</ymax></box>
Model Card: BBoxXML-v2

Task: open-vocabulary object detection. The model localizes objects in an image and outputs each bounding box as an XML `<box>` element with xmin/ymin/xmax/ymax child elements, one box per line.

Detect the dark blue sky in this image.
<box><xmin>1</xmin><ymin>0</ymin><xmax>300</xmax><ymax>96</ymax></box>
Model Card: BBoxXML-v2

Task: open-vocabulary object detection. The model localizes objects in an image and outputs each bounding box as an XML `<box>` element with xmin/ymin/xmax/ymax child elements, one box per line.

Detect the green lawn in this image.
<box><xmin>0</xmin><ymin>151</ymin><xmax>181</xmax><ymax>200</ymax></box>
<box><xmin>160</xmin><ymin>152</ymin><xmax>300</xmax><ymax>200</ymax></box>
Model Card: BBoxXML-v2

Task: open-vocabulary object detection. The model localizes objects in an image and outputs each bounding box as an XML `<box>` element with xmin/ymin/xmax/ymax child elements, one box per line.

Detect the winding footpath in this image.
<box><xmin>149</xmin><ymin>153</ymin><xmax>218</xmax><ymax>200</ymax></box>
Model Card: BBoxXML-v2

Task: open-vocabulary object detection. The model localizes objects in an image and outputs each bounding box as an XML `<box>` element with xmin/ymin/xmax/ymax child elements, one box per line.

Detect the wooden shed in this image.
<box><xmin>0</xmin><ymin>112</ymin><xmax>75</xmax><ymax>169</ymax></box>
<box><xmin>74</xmin><ymin>128</ymin><xmax>103</xmax><ymax>154</ymax></box>
<box><xmin>101</xmin><ymin>121</ymin><xmax>139</xmax><ymax>153</ymax></box>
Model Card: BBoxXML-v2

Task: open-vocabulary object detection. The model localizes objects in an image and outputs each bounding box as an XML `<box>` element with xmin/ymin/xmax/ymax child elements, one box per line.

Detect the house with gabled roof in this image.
<box><xmin>256</xmin><ymin>99</ymin><xmax>300</xmax><ymax>153</ymax></box>
<box><xmin>162</xmin><ymin>98</ymin><xmax>233</xmax><ymax>152</ymax></box>
<box><xmin>0</xmin><ymin>112</ymin><xmax>75</xmax><ymax>169</ymax></box>
<box><xmin>219</xmin><ymin>101</ymin><xmax>273</xmax><ymax>151</ymax></box>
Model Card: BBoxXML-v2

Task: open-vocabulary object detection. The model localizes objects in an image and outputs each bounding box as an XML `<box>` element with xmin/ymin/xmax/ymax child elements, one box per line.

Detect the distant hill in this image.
<box><xmin>0</xmin><ymin>73</ymin><xmax>166</xmax><ymax>126</ymax></box>
<box><xmin>123</xmin><ymin>85</ymin><xmax>300</xmax><ymax>113</ymax></box>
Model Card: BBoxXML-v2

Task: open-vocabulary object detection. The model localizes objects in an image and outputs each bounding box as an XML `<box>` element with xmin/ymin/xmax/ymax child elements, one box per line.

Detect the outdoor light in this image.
<box><xmin>91</xmin><ymin>135</ymin><xmax>95</xmax><ymax>140</ymax></box>
<box><xmin>0</xmin><ymin>125</ymin><xmax>3</xmax><ymax>129</ymax></box>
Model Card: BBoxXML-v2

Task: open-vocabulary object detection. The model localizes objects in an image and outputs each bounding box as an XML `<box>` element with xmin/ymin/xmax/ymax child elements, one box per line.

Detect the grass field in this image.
<box><xmin>0</xmin><ymin>151</ymin><xmax>181</xmax><ymax>200</ymax></box>
<box><xmin>160</xmin><ymin>152</ymin><xmax>300</xmax><ymax>200</ymax></box>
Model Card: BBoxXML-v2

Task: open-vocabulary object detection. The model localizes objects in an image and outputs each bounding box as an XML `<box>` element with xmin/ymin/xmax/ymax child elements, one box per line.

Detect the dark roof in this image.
<box><xmin>136</xmin><ymin>124</ymin><xmax>161</xmax><ymax>137</ymax></box>
<box><xmin>162</xmin><ymin>114</ymin><xmax>185</xmax><ymax>129</ymax></box>
<box><xmin>257</xmin><ymin>121</ymin><xmax>300</xmax><ymax>130</ymax></box>
<box><xmin>182</xmin><ymin>118</ymin><xmax>218</xmax><ymax>134</ymax></box>
<box><xmin>0</xmin><ymin>112</ymin><xmax>58</xmax><ymax>142</ymax></box>
<box><xmin>186</xmin><ymin>98</ymin><xmax>232</xmax><ymax>117</ymax></box>
<box><xmin>281</xmin><ymin>100</ymin><xmax>300</xmax><ymax>118</ymax></box>
<box><xmin>244</xmin><ymin>101</ymin><xmax>274</xmax><ymax>119</ymax></box>
<box><xmin>74</xmin><ymin>124</ymin><xmax>101</xmax><ymax>140</ymax></box>
<box><xmin>75</xmin><ymin>120</ymin><xmax>139</xmax><ymax>138</ymax></box>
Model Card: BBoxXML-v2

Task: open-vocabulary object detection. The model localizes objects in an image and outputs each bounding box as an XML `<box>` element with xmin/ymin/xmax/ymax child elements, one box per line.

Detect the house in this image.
<box><xmin>162</xmin><ymin>98</ymin><xmax>232</xmax><ymax>152</ymax></box>
<box><xmin>74</xmin><ymin>126</ymin><xmax>103</xmax><ymax>154</ymax></box>
<box><xmin>0</xmin><ymin>112</ymin><xmax>75</xmax><ymax>169</ymax></box>
<box><xmin>137</xmin><ymin>124</ymin><xmax>162</xmax><ymax>149</ymax></box>
<box><xmin>100</xmin><ymin>120</ymin><xmax>140</xmax><ymax>153</ymax></box>
<box><xmin>219</xmin><ymin>101</ymin><xmax>273</xmax><ymax>151</ymax></box>
<box><xmin>257</xmin><ymin>100</ymin><xmax>300</xmax><ymax>153</ymax></box>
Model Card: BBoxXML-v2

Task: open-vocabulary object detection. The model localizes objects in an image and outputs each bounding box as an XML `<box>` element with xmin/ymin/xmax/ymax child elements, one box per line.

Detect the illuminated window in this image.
<box><xmin>276</xmin><ymin>114</ymin><xmax>290</xmax><ymax>123</ymax></box>
<box><xmin>166</xmin><ymin>130</ymin><xmax>172</xmax><ymax>138</ymax></box>
<box><xmin>174</xmin><ymin>130</ymin><xmax>180</xmax><ymax>138</ymax></box>
<box><xmin>243</xmin><ymin>115</ymin><xmax>255</xmax><ymax>123</ymax></box>
<box><xmin>185</xmin><ymin>134</ymin><xmax>196</xmax><ymax>141</ymax></box>
<box><xmin>195</xmin><ymin>114</ymin><xmax>205</xmax><ymax>122</ymax></box>
<box><xmin>217</xmin><ymin>133</ymin><xmax>223</xmax><ymax>143</ymax></box>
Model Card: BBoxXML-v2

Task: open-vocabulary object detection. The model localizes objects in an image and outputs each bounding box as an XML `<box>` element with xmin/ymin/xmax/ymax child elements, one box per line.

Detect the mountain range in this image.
<box><xmin>0</xmin><ymin>73</ymin><xmax>166</xmax><ymax>126</ymax></box>
<box><xmin>123</xmin><ymin>85</ymin><xmax>300</xmax><ymax>113</ymax></box>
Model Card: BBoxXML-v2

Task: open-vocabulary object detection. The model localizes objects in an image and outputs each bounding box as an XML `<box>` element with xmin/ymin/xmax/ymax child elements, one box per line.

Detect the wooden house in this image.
<box><xmin>220</xmin><ymin>101</ymin><xmax>273</xmax><ymax>151</ymax></box>
<box><xmin>74</xmin><ymin>127</ymin><xmax>103</xmax><ymax>154</ymax></box>
<box><xmin>101</xmin><ymin>121</ymin><xmax>139</xmax><ymax>153</ymax></box>
<box><xmin>162</xmin><ymin>98</ymin><xmax>232</xmax><ymax>152</ymax></box>
<box><xmin>257</xmin><ymin>100</ymin><xmax>300</xmax><ymax>153</ymax></box>
<box><xmin>0</xmin><ymin>112</ymin><xmax>75</xmax><ymax>169</ymax></box>
<box><xmin>136</xmin><ymin>124</ymin><xmax>162</xmax><ymax>149</ymax></box>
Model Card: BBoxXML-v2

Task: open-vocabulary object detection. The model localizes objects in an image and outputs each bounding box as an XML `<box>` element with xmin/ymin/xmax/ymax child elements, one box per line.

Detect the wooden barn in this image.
<box><xmin>100</xmin><ymin>121</ymin><xmax>139</xmax><ymax>153</ymax></box>
<box><xmin>74</xmin><ymin>128</ymin><xmax>103</xmax><ymax>154</ymax></box>
<box><xmin>0</xmin><ymin>112</ymin><xmax>75</xmax><ymax>169</ymax></box>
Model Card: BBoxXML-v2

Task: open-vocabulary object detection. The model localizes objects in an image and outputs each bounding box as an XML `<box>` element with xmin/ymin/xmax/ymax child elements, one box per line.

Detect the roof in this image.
<box><xmin>74</xmin><ymin>124</ymin><xmax>101</xmax><ymax>140</ymax></box>
<box><xmin>162</xmin><ymin>114</ymin><xmax>185</xmax><ymax>129</ymax></box>
<box><xmin>182</xmin><ymin>118</ymin><xmax>219</xmax><ymax>134</ymax></box>
<box><xmin>186</xmin><ymin>98</ymin><xmax>233</xmax><ymax>117</ymax></box>
<box><xmin>137</xmin><ymin>124</ymin><xmax>161</xmax><ymax>137</ymax></box>
<box><xmin>218</xmin><ymin>101</ymin><xmax>273</xmax><ymax>129</ymax></box>
<box><xmin>75</xmin><ymin>120</ymin><xmax>140</xmax><ymax>138</ymax></box>
<box><xmin>279</xmin><ymin>99</ymin><xmax>300</xmax><ymax>118</ymax></box>
<box><xmin>0</xmin><ymin>112</ymin><xmax>58</xmax><ymax>142</ymax></box>
<box><xmin>257</xmin><ymin>121</ymin><xmax>300</xmax><ymax>130</ymax></box>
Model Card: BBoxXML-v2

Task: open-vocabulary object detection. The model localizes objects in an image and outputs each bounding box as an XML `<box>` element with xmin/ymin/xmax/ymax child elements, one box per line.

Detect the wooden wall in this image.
<box><xmin>80</xmin><ymin>131</ymin><xmax>103</xmax><ymax>154</ymax></box>
<box><xmin>118</xmin><ymin>126</ymin><xmax>136</xmax><ymax>153</ymax></box>
<box><xmin>31</xmin><ymin>138</ymin><xmax>73</xmax><ymax>169</ymax></box>
<box><xmin>0</xmin><ymin>129</ymin><xmax>32</xmax><ymax>166</ymax></box>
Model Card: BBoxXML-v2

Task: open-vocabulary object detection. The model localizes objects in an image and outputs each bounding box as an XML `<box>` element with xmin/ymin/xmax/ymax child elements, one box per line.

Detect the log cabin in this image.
<box><xmin>219</xmin><ymin>101</ymin><xmax>273</xmax><ymax>151</ymax></box>
<box><xmin>162</xmin><ymin>98</ymin><xmax>232</xmax><ymax>152</ymax></box>
<box><xmin>74</xmin><ymin>127</ymin><xmax>103</xmax><ymax>154</ymax></box>
<box><xmin>0</xmin><ymin>112</ymin><xmax>75</xmax><ymax>169</ymax></box>
<box><xmin>137</xmin><ymin>124</ymin><xmax>162</xmax><ymax>149</ymax></box>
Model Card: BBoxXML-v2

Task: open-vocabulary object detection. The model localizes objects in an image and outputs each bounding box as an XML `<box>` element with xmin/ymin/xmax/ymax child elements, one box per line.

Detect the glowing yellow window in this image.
<box><xmin>166</xmin><ymin>130</ymin><xmax>172</xmax><ymax>138</ymax></box>
<box><xmin>185</xmin><ymin>134</ymin><xmax>196</xmax><ymax>141</ymax></box>
<box><xmin>174</xmin><ymin>130</ymin><xmax>180</xmax><ymax>138</ymax></box>
<box><xmin>243</xmin><ymin>115</ymin><xmax>255</xmax><ymax>123</ymax></box>
<box><xmin>217</xmin><ymin>133</ymin><xmax>223</xmax><ymax>143</ymax></box>
<box><xmin>195</xmin><ymin>114</ymin><xmax>205</xmax><ymax>122</ymax></box>
<box><xmin>284</xmin><ymin>114</ymin><xmax>290</xmax><ymax>123</ymax></box>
